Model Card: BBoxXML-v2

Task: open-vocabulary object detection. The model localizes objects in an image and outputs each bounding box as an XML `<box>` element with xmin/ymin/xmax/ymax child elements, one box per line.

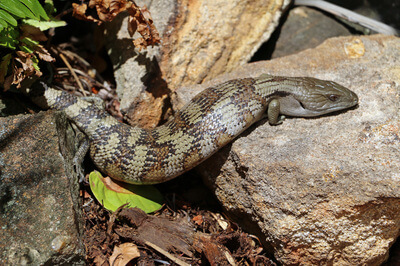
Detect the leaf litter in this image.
<box><xmin>81</xmin><ymin>172</ymin><xmax>276</xmax><ymax>265</ymax></box>
<box><xmin>2</xmin><ymin>1</ymin><xmax>278</xmax><ymax>264</ymax></box>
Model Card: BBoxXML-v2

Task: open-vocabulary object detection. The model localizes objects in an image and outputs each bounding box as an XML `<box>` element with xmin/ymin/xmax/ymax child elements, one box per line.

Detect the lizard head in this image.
<box><xmin>277</xmin><ymin>77</ymin><xmax>359</xmax><ymax>117</ymax></box>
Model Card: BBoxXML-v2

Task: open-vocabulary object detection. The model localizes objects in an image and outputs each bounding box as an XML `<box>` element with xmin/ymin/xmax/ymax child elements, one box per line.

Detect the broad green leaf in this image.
<box><xmin>23</xmin><ymin>18</ymin><xmax>66</xmax><ymax>31</ymax></box>
<box><xmin>0</xmin><ymin>9</ymin><xmax>18</xmax><ymax>27</ymax></box>
<box><xmin>0</xmin><ymin>0</ymin><xmax>37</xmax><ymax>20</ymax></box>
<box><xmin>0</xmin><ymin>0</ymin><xmax>26</xmax><ymax>19</ymax></box>
<box><xmin>89</xmin><ymin>171</ymin><xmax>164</xmax><ymax>213</ymax></box>
<box><xmin>21</xmin><ymin>0</ymin><xmax>49</xmax><ymax>20</ymax></box>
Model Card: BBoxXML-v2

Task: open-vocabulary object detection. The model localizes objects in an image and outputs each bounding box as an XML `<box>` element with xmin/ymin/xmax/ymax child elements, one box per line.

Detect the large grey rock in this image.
<box><xmin>175</xmin><ymin>35</ymin><xmax>400</xmax><ymax>265</ymax></box>
<box><xmin>0</xmin><ymin>112</ymin><xmax>85</xmax><ymax>265</ymax></box>
<box><xmin>270</xmin><ymin>6</ymin><xmax>351</xmax><ymax>59</ymax></box>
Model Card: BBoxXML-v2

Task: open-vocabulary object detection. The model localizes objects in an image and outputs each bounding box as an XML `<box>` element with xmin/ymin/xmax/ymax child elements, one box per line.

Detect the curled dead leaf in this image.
<box><xmin>34</xmin><ymin>44</ymin><xmax>54</xmax><ymax>62</ymax></box>
<box><xmin>72</xmin><ymin>0</ymin><xmax>160</xmax><ymax>49</ymax></box>
<box><xmin>127</xmin><ymin>4</ymin><xmax>160</xmax><ymax>49</ymax></box>
<box><xmin>99</xmin><ymin>0</ymin><xmax>131</xmax><ymax>22</ymax></box>
<box><xmin>109</xmin><ymin>243</ymin><xmax>140</xmax><ymax>266</ymax></box>
<box><xmin>11</xmin><ymin>51</ymin><xmax>42</xmax><ymax>88</ymax></box>
<box><xmin>1</xmin><ymin>44</ymin><xmax>54</xmax><ymax>91</ymax></box>
<box><xmin>72</xmin><ymin>3</ymin><xmax>101</xmax><ymax>24</ymax></box>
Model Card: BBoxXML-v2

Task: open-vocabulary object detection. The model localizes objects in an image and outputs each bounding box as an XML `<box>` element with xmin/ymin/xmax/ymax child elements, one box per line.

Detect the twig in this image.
<box><xmin>58</xmin><ymin>51</ymin><xmax>88</xmax><ymax>96</ymax></box>
<box><xmin>143</xmin><ymin>240</ymin><xmax>191</xmax><ymax>266</ymax></box>
<box><xmin>294</xmin><ymin>0</ymin><xmax>399</xmax><ymax>36</ymax></box>
<box><xmin>56</xmin><ymin>67</ymin><xmax>106</xmax><ymax>89</ymax></box>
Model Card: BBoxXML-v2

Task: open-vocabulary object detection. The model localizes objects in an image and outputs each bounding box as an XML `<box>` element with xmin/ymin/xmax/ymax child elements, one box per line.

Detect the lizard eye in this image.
<box><xmin>327</xmin><ymin>94</ymin><xmax>340</xmax><ymax>102</ymax></box>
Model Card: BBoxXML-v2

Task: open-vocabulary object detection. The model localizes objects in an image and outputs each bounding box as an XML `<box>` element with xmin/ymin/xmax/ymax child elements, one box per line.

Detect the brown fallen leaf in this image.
<box><xmin>19</xmin><ymin>24</ymin><xmax>48</xmax><ymax>42</ymax></box>
<box><xmin>193</xmin><ymin>215</ymin><xmax>204</xmax><ymax>226</ymax></box>
<box><xmin>34</xmin><ymin>44</ymin><xmax>54</xmax><ymax>62</ymax></box>
<box><xmin>9</xmin><ymin>51</ymin><xmax>42</xmax><ymax>89</ymax></box>
<box><xmin>97</xmin><ymin>0</ymin><xmax>131</xmax><ymax>22</ymax></box>
<box><xmin>127</xmin><ymin>4</ymin><xmax>160</xmax><ymax>50</ymax></box>
<box><xmin>72</xmin><ymin>0</ymin><xmax>160</xmax><ymax>49</ymax></box>
<box><xmin>72</xmin><ymin>3</ymin><xmax>101</xmax><ymax>24</ymax></box>
<box><xmin>109</xmin><ymin>243</ymin><xmax>140</xmax><ymax>266</ymax></box>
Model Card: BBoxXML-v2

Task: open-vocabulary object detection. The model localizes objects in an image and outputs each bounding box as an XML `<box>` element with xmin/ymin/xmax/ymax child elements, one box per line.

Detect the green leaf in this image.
<box><xmin>0</xmin><ymin>9</ymin><xmax>18</xmax><ymax>27</ymax></box>
<box><xmin>19</xmin><ymin>37</ymin><xmax>38</xmax><ymax>54</ymax></box>
<box><xmin>0</xmin><ymin>19</ymin><xmax>7</xmax><ymax>30</ymax></box>
<box><xmin>23</xmin><ymin>18</ymin><xmax>66</xmax><ymax>31</ymax></box>
<box><xmin>21</xmin><ymin>36</ymin><xmax>39</xmax><ymax>46</ymax></box>
<box><xmin>0</xmin><ymin>0</ymin><xmax>37</xmax><ymax>19</ymax></box>
<box><xmin>31</xmin><ymin>55</ymin><xmax>40</xmax><ymax>71</ymax></box>
<box><xmin>21</xmin><ymin>0</ymin><xmax>49</xmax><ymax>20</ymax></box>
<box><xmin>19</xmin><ymin>44</ymin><xmax>34</xmax><ymax>53</ymax></box>
<box><xmin>89</xmin><ymin>171</ymin><xmax>164</xmax><ymax>213</ymax></box>
<box><xmin>0</xmin><ymin>27</ymin><xmax>19</xmax><ymax>49</ymax></box>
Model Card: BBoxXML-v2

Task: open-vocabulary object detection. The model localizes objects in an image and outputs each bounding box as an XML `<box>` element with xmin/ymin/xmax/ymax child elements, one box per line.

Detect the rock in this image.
<box><xmin>159</xmin><ymin>0</ymin><xmax>291</xmax><ymax>88</ymax></box>
<box><xmin>270</xmin><ymin>6</ymin><xmax>351</xmax><ymax>59</ymax></box>
<box><xmin>105</xmin><ymin>0</ymin><xmax>291</xmax><ymax>127</ymax></box>
<box><xmin>174</xmin><ymin>35</ymin><xmax>400</xmax><ymax>265</ymax></box>
<box><xmin>0</xmin><ymin>112</ymin><xmax>85</xmax><ymax>265</ymax></box>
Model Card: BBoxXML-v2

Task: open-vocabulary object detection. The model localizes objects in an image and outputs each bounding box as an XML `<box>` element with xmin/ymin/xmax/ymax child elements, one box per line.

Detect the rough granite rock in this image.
<box><xmin>105</xmin><ymin>0</ymin><xmax>290</xmax><ymax>127</ymax></box>
<box><xmin>0</xmin><ymin>112</ymin><xmax>85</xmax><ymax>265</ymax></box>
<box><xmin>174</xmin><ymin>35</ymin><xmax>400</xmax><ymax>265</ymax></box>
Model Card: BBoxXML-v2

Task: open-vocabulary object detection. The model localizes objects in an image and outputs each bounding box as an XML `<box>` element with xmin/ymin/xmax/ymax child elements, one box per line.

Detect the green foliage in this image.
<box><xmin>0</xmin><ymin>0</ymin><xmax>65</xmax><ymax>89</ymax></box>
<box><xmin>89</xmin><ymin>171</ymin><xmax>164</xmax><ymax>213</ymax></box>
<box><xmin>23</xmin><ymin>18</ymin><xmax>65</xmax><ymax>31</ymax></box>
<box><xmin>0</xmin><ymin>0</ymin><xmax>49</xmax><ymax>30</ymax></box>
<box><xmin>0</xmin><ymin>27</ymin><xmax>19</xmax><ymax>49</ymax></box>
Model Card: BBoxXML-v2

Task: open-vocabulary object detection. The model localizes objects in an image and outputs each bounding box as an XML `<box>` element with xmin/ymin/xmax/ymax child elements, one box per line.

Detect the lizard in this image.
<box><xmin>25</xmin><ymin>73</ymin><xmax>358</xmax><ymax>184</ymax></box>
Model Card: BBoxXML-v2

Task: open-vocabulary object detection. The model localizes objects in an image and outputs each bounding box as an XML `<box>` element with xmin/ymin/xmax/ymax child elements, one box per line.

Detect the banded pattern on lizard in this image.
<box><xmin>27</xmin><ymin>74</ymin><xmax>358</xmax><ymax>184</ymax></box>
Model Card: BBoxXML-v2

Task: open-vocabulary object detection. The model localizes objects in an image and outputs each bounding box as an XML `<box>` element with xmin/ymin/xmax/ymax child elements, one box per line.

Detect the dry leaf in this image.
<box><xmin>2</xmin><ymin>43</ymin><xmax>53</xmax><ymax>91</ymax></box>
<box><xmin>20</xmin><ymin>24</ymin><xmax>48</xmax><ymax>42</ymax></box>
<box><xmin>109</xmin><ymin>243</ymin><xmax>140</xmax><ymax>266</ymax></box>
<box><xmin>12</xmin><ymin>51</ymin><xmax>42</xmax><ymax>88</ymax></box>
<box><xmin>97</xmin><ymin>0</ymin><xmax>131</xmax><ymax>22</ymax></box>
<box><xmin>72</xmin><ymin>0</ymin><xmax>160</xmax><ymax>49</ymax></box>
<box><xmin>93</xmin><ymin>253</ymin><xmax>108</xmax><ymax>266</ymax></box>
<box><xmin>72</xmin><ymin>3</ymin><xmax>101</xmax><ymax>24</ymax></box>
<box><xmin>34</xmin><ymin>44</ymin><xmax>55</xmax><ymax>62</ymax></box>
<box><xmin>193</xmin><ymin>215</ymin><xmax>204</xmax><ymax>226</ymax></box>
<box><xmin>127</xmin><ymin>4</ymin><xmax>160</xmax><ymax>49</ymax></box>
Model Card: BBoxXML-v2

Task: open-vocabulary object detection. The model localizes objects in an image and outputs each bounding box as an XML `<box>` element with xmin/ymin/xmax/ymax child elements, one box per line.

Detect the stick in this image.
<box><xmin>295</xmin><ymin>0</ymin><xmax>399</xmax><ymax>36</ymax></box>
